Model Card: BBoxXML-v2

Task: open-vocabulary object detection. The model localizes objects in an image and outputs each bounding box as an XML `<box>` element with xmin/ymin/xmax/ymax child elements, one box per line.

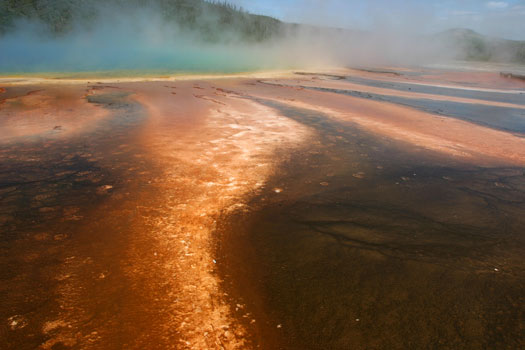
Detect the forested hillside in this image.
<box><xmin>0</xmin><ymin>0</ymin><xmax>283</xmax><ymax>42</ymax></box>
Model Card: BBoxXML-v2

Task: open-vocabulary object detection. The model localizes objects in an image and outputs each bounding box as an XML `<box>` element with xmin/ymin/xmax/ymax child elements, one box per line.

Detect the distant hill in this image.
<box><xmin>0</xmin><ymin>0</ymin><xmax>283</xmax><ymax>42</ymax></box>
<box><xmin>434</xmin><ymin>28</ymin><xmax>525</xmax><ymax>64</ymax></box>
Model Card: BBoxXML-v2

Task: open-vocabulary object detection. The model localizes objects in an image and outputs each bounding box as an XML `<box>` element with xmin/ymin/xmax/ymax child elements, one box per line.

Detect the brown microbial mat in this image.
<box><xmin>1</xmin><ymin>69</ymin><xmax>524</xmax><ymax>349</ymax></box>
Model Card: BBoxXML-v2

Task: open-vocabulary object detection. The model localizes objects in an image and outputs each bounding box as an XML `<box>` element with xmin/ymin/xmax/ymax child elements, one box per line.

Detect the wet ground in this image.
<box><xmin>0</xmin><ymin>77</ymin><xmax>310</xmax><ymax>349</ymax></box>
<box><xmin>1</xmin><ymin>67</ymin><xmax>525</xmax><ymax>349</ymax></box>
<box><xmin>0</xmin><ymin>88</ymin><xmax>152</xmax><ymax>349</ymax></box>
<box><xmin>343</xmin><ymin>75</ymin><xmax>525</xmax><ymax>105</ymax></box>
<box><xmin>271</xmin><ymin>71</ymin><xmax>525</xmax><ymax>134</ymax></box>
<box><xmin>218</xmin><ymin>101</ymin><xmax>525</xmax><ymax>349</ymax></box>
<box><xmin>306</xmin><ymin>85</ymin><xmax>525</xmax><ymax>133</ymax></box>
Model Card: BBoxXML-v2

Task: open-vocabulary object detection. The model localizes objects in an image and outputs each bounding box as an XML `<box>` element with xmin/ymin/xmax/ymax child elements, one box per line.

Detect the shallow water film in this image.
<box><xmin>1</xmin><ymin>68</ymin><xmax>525</xmax><ymax>349</ymax></box>
<box><xmin>219</xmin><ymin>102</ymin><xmax>525</xmax><ymax>349</ymax></box>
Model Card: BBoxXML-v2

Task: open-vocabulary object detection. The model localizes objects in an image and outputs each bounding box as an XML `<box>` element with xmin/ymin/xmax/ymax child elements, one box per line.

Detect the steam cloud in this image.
<box><xmin>0</xmin><ymin>1</ymin><xmax>522</xmax><ymax>74</ymax></box>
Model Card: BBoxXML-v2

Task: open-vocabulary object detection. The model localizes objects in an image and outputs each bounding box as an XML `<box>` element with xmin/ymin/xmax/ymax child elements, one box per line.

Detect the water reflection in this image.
<box><xmin>0</xmin><ymin>91</ymin><xmax>146</xmax><ymax>349</ymax></box>
<box><xmin>307</xmin><ymin>86</ymin><xmax>525</xmax><ymax>134</ymax></box>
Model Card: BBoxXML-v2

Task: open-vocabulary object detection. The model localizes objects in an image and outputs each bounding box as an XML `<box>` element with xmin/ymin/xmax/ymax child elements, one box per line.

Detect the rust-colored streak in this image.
<box><xmin>347</xmin><ymin>68</ymin><xmax>525</xmax><ymax>90</ymax></box>
<box><xmin>2</xmin><ymin>69</ymin><xmax>524</xmax><ymax>349</ymax></box>
<box><xmin>0</xmin><ymin>85</ymin><xmax>110</xmax><ymax>142</ymax></box>
<box><xmin>267</xmin><ymin>78</ymin><xmax>525</xmax><ymax>110</ymax></box>
<box><xmin>243</xmin><ymin>76</ymin><xmax>525</xmax><ymax>167</ymax></box>
<box><xmin>123</xmin><ymin>81</ymin><xmax>311</xmax><ymax>349</ymax></box>
<box><xmin>17</xmin><ymin>79</ymin><xmax>310</xmax><ymax>349</ymax></box>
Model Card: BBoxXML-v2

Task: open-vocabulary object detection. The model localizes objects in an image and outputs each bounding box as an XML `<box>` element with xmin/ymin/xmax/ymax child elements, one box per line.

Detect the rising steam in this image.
<box><xmin>0</xmin><ymin>1</ymin><xmax>523</xmax><ymax>74</ymax></box>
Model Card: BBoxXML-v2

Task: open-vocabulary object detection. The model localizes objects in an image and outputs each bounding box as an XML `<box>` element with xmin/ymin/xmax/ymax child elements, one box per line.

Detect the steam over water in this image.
<box><xmin>3</xmin><ymin>2</ymin><xmax>524</xmax><ymax>75</ymax></box>
<box><xmin>0</xmin><ymin>24</ymin><xmax>274</xmax><ymax>73</ymax></box>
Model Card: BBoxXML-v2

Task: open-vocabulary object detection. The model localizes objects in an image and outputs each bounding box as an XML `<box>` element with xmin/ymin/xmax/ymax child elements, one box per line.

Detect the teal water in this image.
<box><xmin>0</xmin><ymin>37</ymin><xmax>282</xmax><ymax>75</ymax></box>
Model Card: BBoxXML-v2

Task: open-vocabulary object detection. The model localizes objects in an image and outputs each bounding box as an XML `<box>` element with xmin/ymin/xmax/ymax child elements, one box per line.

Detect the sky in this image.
<box><xmin>229</xmin><ymin>0</ymin><xmax>525</xmax><ymax>40</ymax></box>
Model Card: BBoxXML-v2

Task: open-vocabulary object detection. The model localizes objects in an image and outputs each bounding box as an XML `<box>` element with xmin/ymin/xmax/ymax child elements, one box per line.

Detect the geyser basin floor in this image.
<box><xmin>218</xmin><ymin>101</ymin><xmax>525</xmax><ymax>349</ymax></box>
<box><xmin>1</xmin><ymin>68</ymin><xmax>524</xmax><ymax>349</ymax></box>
